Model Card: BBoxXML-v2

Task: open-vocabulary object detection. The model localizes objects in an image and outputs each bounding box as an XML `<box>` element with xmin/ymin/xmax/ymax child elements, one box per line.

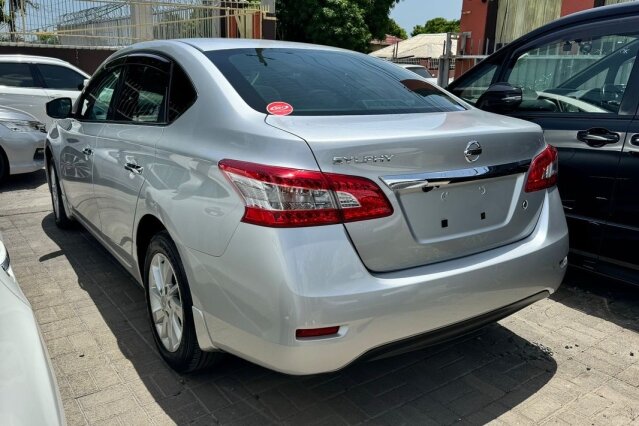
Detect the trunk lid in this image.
<box><xmin>266</xmin><ymin>109</ymin><xmax>546</xmax><ymax>272</ymax></box>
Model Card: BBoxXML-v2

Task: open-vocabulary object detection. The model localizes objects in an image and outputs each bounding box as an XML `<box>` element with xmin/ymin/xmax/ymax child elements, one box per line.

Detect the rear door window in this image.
<box><xmin>206</xmin><ymin>48</ymin><xmax>465</xmax><ymax>116</ymax></box>
<box><xmin>113</xmin><ymin>61</ymin><xmax>169</xmax><ymax>123</ymax></box>
<box><xmin>0</xmin><ymin>62</ymin><xmax>37</xmax><ymax>87</ymax></box>
<box><xmin>37</xmin><ymin>64</ymin><xmax>85</xmax><ymax>90</ymax></box>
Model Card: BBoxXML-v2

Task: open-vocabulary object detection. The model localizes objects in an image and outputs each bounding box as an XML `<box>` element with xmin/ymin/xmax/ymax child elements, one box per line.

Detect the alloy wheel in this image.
<box><xmin>148</xmin><ymin>253</ymin><xmax>184</xmax><ymax>352</ymax></box>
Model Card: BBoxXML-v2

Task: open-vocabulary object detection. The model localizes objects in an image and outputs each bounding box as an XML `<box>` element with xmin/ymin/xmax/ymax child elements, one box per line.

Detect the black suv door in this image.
<box><xmin>597</xmin><ymin>116</ymin><xmax>639</xmax><ymax>282</ymax></box>
<box><xmin>449</xmin><ymin>17</ymin><xmax>639</xmax><ymax>275</ymax></box>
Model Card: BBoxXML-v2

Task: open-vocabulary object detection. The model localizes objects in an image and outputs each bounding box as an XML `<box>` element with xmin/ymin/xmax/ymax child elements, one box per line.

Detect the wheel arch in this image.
<box><xmin>0</xmin><ymin>146</ymin><xmax>9</xmax><ymax>178</ymax></box>
<box><xmin>135</xmin><ymin>214</ymin><xmax>168</xmax><ymax>278</ymax></box>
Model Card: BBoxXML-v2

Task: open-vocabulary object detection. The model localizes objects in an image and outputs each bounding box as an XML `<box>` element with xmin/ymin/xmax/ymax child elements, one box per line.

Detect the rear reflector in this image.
<box><xmin>296</xmin><ymin>326</ymin><xmax>341</xmax><ymax>338</ymax></box>
<box><xmin>525</xmin><ymin>145</ymin><xmax>558</xmax><ymax>193</ymax></box>
<box><xmin>219</xmin><ymin>159</ymin><xmax>393</xmax><ymax>227</ymax></box>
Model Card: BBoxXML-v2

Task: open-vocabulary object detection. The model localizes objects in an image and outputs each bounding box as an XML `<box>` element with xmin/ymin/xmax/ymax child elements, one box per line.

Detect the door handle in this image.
<box><xmin>124</xmin><ymin>162</ymin><xmax>143</xmax><ymax>175</ymax></box>
<box><xmin>577</xmin><ymin>128</ymin><xmax>620</xmax><ymax>147</ymax></box>
<box><xmin>82</xmin><ymin>147</ymin><xmax>93</xmax><ymax>156</ymax></box>
<box><xmin>631</xmin><ymin>134</ymin><xmax>639</xmax><ymax>147</ymax></box>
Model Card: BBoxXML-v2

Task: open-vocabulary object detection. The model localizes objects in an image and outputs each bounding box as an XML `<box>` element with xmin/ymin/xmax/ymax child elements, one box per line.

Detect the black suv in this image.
<box><xmin>448</xmin><ymin>2</ymin><xmax>639</xmax><ymax>285</ymax></box>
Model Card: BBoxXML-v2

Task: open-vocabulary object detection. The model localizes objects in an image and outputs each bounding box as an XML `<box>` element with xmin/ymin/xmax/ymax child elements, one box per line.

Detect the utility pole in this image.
<box><xmin>437</xmin><ymin>32</ymin><xmax>453</xmax><ymax>87</ymax></box>
<box><xmin>8</xmin><ymin>0</ymin><xmax>16</xmax><ymax>42</ymax></box>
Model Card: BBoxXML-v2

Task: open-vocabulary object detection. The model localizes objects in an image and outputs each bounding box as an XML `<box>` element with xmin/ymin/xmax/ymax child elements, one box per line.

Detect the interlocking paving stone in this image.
<box><xmin>1</xmin><ymin>171</ymin><xmax>638</xmax><ymax>425</ymax></box>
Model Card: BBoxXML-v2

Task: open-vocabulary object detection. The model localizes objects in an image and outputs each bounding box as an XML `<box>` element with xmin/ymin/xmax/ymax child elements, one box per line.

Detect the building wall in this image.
<box><xmin>459</xmin><ymin>0</ymin><xmax>491</xmax><ymax>55</ymax></box>
<box><xmin>459</xmin><ymin>0</ymin><xmax>631</xmax><ymax>56</ymax></box>
<box><xmin>561</xmin><ymin>0</ymin><xmax>596</xmax><ymax>16</ymax></box>
<box><xmin>495</xmin><ymin>0</ymin><xmax>561</xmax><ymax>46</ymax></box>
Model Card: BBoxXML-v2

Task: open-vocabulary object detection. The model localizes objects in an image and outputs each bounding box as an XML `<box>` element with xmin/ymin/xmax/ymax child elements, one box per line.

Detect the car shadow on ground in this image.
<box><xmin>551</xmin><ymin>268</ymin><xmax>639</xmax><ymax>334</ymax></box>
<box><xmin>0</xmin><ymin>169</ymin><xmax>47</xmax><ymax>191</ymax></box>
<box><xmin>40</xmin><ymin>213</ymin><xmax>557</xmax><ymax>425</ymax></box>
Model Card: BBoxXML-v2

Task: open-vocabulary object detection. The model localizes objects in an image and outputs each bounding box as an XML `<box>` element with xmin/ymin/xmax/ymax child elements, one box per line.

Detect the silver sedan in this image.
<box><xmin>0</xmin><ymin>106</ymin><xmax>46</xmax><ymax>182</ymax></box>
<box><xmin>44</xmin><ymin>39</ymin><xmax>568</xmax><ymax>375</ymax></box>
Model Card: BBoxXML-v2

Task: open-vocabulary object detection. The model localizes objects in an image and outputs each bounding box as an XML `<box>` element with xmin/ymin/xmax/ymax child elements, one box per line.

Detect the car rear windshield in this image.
<box><xmin>205</xmin><ymin>48</ymin><xmax>465</xmax><ymax>116</ymax></box>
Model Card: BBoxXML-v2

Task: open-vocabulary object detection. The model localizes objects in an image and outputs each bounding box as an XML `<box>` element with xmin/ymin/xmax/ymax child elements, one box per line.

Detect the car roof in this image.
<box><xmin>510</xmin><ymin>2</ymin><xmax>639</xmax><ymax>46</ymax></box>
<box><xmin>119</xmin><ymin>38</ymin><xmax>351</xmax><ymax>55</ymax></box>
<box><xmin>0</xmin><ymin>54</ymin><xmax>73</xmax><ymax>65</ymax></box>
<box><xmin>178</xmin><ymin>38</ymin><xmax>347</xmax><ymax>52</ymax></box>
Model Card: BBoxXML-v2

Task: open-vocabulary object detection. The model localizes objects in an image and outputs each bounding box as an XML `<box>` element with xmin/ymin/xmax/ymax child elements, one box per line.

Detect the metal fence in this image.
<box><xmin>0</xmin><ymin>0</ymin><xmax>275</xmax><ymax>47</ymax></box>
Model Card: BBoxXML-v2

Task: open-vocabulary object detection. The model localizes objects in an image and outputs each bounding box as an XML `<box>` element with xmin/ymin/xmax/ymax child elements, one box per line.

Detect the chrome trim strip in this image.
<box><xmin>381</xmin><ymin>160</ymin><xmax>531</xmax><ymax>192</ymax></box>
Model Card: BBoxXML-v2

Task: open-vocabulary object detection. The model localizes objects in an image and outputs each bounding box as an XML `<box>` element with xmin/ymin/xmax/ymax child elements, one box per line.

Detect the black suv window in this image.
<box><xmin>506</xmin><ymin>33</ymin><xmax>639</xmax><ymax>114</ymax></box>
<box><xmin>449</xmin><ymin>61</ymin><xmax>499</xmax><ymax>105</ymax></box>
<box><xmin>78</xmin><ymin>67</ymin><xmax>121</xmax><ymax>121</ymax></box>
<box><xmin>113</xmin><ymin>61</ymin><xmax>169</xmax><ymax>123</ymax></box>
<box><xmin>168</xmin><ymin>64</ymin><xmax>196</xmax><ymax>122</ymax></box>
<box><xmin>206</xmin><ymin>48</ymin><xmax>465</xmax><ymax>116</ymax></box>
<box><xmin>37</xmin><ymin>64</ymin><xmax>85</xmax><ymax>90</ymax></box>
<box><xmin>0</xmin><ymin>62</ymin><xmax>36</xmax><ymax>87</ymax></box>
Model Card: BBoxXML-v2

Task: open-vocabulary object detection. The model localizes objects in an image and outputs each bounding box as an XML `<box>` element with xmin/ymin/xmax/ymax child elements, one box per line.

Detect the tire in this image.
<box><xmin>0</xmin><ymin>148</ymin><xmax>8</xmax><ymax>184</ymax></box>
<box><xmin>48</xmin><ymin>161</ymin><xmax>73</xmax><ymax>228</ymax></box>
<box><xmin>144</xmin><ymin>231</ymin><xmax>223</xmax><ymax>373</ymax></box>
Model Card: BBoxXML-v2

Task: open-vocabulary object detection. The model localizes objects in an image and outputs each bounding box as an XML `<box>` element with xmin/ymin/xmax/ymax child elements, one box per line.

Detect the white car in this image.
<box><xmin>0</xmin><ymin>236</ymin><xmax>65</xmax><ymax>424</ymax></box>
<box><xmin>0</xmin><ymin>55</ymin><xmax>89</xmax><ymax>127</ymax></box>
<box><xmin>0</xmin><ymin>106</ymin><xmax>46</xmax><ymax>182</ymax></box>
<box><xmin>397</xmin><ymin>63</ymin><xmax>439</xmax><ymax>86</ymax></box>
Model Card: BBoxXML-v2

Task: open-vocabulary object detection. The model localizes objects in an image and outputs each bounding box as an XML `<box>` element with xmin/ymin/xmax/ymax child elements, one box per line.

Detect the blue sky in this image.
<box><xmin>391</xmin><ymin>0</ymin><xmax>463</xmax><ymax>34</ymax></box>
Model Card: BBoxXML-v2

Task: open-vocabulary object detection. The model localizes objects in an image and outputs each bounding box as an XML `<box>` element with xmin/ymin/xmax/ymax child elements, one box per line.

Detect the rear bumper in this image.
<box><xmin>361</xmin><ymin>290</ymin><xmax>549</xmax><ymax>363</ymax></box>
<box><xmin>184</xmin><ymin>188</ymin><xmax>568</xmax><ymax>375</ymax></box>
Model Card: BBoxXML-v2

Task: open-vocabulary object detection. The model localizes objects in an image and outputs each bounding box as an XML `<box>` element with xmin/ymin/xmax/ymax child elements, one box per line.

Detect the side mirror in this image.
<box><xmin>46</xmin><ymin>97</ymin><xmax>73</xmax><ymax>119</ymax></box>
<box><xmin>476</xmin><ymin>82</ymin><xmax>523</xmax><ymax>113</ymax></box>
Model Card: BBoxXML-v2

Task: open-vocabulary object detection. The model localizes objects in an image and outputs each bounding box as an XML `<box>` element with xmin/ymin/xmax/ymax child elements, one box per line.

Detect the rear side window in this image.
<box><xmin>168</xmin><ymin>65</ymin><xmax>196</xmax><ymax>122</ymax></box>
<box><xmin>206</xmin><ymin>48</ymin><xmax>465</xmax><ymax>116</ymax></box>
<box><xmin>0</xmin><ymin>62</ymin><xmax>36</xmax><ymax>87</ymax></box>
<box><xmin>37</xmin><ymin>64</ymin><xmax>85</xmax><ymax>90</ymax></box>
<box><xmin>113</xmin><ymin>63</ymin><xmax>169</xmax><ymax>123</ymax></box>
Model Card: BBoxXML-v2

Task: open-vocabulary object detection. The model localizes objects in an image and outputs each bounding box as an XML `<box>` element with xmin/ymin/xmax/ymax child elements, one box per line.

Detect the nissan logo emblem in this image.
<box><xmin>464</xmin><ymin>141</ymin><xmax>482</xmax><ymax>163</ymax></box>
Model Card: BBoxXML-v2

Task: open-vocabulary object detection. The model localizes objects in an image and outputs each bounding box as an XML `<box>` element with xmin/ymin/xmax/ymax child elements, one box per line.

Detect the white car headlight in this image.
<box><xmin>0</xmin><ymin>119</ymin><xmax>46</xmax><ymax>133</ymax></box>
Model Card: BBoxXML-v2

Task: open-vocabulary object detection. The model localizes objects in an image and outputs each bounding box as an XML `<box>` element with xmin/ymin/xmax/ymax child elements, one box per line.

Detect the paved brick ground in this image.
<box><xmin>1</xmin><ymin>170</ymin><xmax>638</xmax><ymax>425</ymax></box>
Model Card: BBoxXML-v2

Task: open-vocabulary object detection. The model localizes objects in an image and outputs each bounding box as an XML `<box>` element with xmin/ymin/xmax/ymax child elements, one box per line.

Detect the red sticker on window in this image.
<box><xmin>266</xmin><ymin>102</ymin><xmax>293</xmax><ymax>116</ymax></box>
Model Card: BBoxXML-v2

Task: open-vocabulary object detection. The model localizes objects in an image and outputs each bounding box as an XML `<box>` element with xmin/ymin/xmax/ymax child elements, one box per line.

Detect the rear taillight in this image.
<box><xmin>219</xmin><ymin>159</ymin><xmax>393</xmax><ymax>227</ymax></box>
<box><xmin>525</xmin><ymin>145</ymin><xmax>558</xmax><ymax>193</ymax></box>
<box><xmin>296</xmin><ymin>326</ymin><xmax>341</xmax><ymax>338</ymax></box>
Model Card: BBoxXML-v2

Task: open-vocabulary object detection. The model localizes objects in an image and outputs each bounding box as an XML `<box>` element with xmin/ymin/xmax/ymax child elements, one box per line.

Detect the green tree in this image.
<box><xmin>37</xmin><ymin>32</ymin><xmax>59</xmax><ymax>45</ymax></box>
<box><xmin>411</xmin><ymin>17</ymin><xmax>460</xmax><ymax>37</ymax></box>
<box><xmin>385</xmin><ymin>18</ymin><xmax>407</xmax><ymax>39</ymax></box>
<box><xmin>276</xmin><ymin>0</ymin><xmax>402</xmax><ymax>52</ymax></box>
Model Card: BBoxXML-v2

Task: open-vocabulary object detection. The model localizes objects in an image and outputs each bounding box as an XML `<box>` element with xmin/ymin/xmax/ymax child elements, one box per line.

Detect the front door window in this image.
<box><xmin>506</xmin><ymin>33</ymin><xmax>639</xmax><ymax>114</ymax></box>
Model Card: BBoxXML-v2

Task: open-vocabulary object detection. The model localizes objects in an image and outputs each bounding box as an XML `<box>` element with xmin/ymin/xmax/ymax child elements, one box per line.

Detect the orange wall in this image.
<box><xmin>561</xmin><ymin>0</ymin><xmax>596</xmax><ymax>16</ymax></box>
<box><xmin>459</xmin><ymin>0</ymin><xmax>491</xmax><ymax>55</ymax></box>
